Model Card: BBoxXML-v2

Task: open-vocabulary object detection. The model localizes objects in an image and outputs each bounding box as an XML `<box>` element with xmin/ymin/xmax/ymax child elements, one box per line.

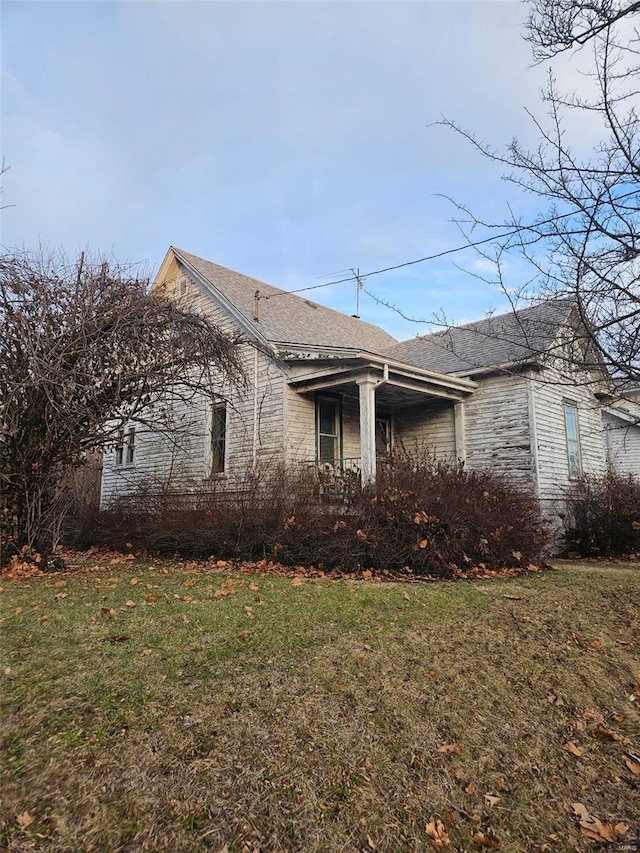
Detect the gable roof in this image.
<box><xmin>386</xmin><ymin>300</ymin><xmax>577</xmax><ymax>375</ymax></box>
<box><xmin>172</xmin><ymin>248</ymin><xmax>397</xmax><ymax>353</ymax></box>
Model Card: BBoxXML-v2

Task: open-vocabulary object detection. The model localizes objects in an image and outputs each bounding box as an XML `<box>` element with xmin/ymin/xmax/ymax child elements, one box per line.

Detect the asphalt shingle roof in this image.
<box><xmin>386</xmin><ymin>300</ymin><xmax>576</xmax><ymax>374</ymax></box>
<box><xmin>174</xmin><ymin>248</ymin><xmax>397</xmax><ymax>353</ymax></box>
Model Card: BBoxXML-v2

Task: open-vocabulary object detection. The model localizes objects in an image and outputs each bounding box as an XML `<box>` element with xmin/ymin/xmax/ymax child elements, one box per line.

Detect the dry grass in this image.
<box><xmin>1</xmin><ymin>556</ymin><xmax>639</xmax><ymax>852</ymax></box>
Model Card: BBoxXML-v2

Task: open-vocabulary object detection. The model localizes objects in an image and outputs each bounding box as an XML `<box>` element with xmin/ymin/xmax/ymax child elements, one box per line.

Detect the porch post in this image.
<box><xmin>454</xmin><ymin>401</ymin><xmax>466</xmax><ymax>463</ymax></box>
<box><xmin>357</xmin><ymin>375</ymin><xmax>377</xmax><ymax>485</ymax></box>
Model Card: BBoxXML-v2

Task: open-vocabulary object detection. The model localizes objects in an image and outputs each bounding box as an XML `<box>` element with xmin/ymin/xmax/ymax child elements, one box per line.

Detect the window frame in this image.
<box><xmin>315</xmin><ymin>394</ymin><xmax>342</xmax><ymax>467</ymax></box>
<box><xmin>563</xmin><ymin>401</ymin><xmax>582</xmax><ymax>479</ymax></box>
<box><xmin>208</xmin><ymin>401</ymin><xmax>228</xmax><ymax>476</ymax></box>
<box><xmin>115</xmin><ymin>426</ymin><xmax>136</xmax><ymax>467</ymax></box>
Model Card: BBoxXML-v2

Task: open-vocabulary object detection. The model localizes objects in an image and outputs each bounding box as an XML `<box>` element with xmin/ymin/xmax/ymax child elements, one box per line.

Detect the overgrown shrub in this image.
<box><xmin>95</xmin><ymin>460</ymin><xmax>316</xmax><ymax>560</ymax></box>
<box><xmin>277</xmin><ymin>453</ymin><xmax>546</xmax><ymax>577</ymax></box>
<box><xmin>95</xmin><ymin>451</ymin><xmax>547</xmax><ymax>578</ymax></box>
<box><xmin>563</xmin><ymin>470</ymin><xmax>640</xmax><ymax>557</ymax></box>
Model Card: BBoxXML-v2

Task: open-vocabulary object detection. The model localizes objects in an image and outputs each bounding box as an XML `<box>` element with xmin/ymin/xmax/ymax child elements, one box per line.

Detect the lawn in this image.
<box><xmin>1</xmin><ymin>555</ymin><xmax>639</xmax><ymax>852</ymax></box>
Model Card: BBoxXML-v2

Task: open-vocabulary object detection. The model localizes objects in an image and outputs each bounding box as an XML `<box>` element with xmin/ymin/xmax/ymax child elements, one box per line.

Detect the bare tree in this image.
<box><xmin>440</xmin><ymin>0</ymin><xmax>640</xmax><ymax>391</ymax></box>
<box><xmin>0</xmin><ymin>249</ymin><xmax>244</xmax><ymax>563</ymax></box>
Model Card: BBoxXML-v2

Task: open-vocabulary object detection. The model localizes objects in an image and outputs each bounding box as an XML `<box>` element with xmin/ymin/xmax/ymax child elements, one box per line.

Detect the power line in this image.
<box><xmin>261</xmin><ymin>189</ymin><xmax>639</xmax><ymax>301</ymax></box>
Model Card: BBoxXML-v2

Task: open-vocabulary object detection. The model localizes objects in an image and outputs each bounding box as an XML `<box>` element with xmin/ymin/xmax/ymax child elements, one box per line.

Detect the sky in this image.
<box><xmin>1</xmin><ymin>0</ymin><xmax>590</xmax><ymax>340</ymax></box>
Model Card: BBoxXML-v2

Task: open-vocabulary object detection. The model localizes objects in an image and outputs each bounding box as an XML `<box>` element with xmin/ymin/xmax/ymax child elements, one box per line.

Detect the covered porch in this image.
<box><xmin>286</xmin><ymin>351</ymin><xmax>477</xmax><ymax>485</ymax></box>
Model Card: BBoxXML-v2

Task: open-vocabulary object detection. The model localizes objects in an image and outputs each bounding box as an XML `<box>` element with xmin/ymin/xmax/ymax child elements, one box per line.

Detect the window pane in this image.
<box><xmin>211</xmin><ymin>404</ymin><xmax>226</xmax><ymax>474</ymax></box>
<box><xmin>564</xmin><ymin>404</ymin><xmax>582</xmax><ymax>478</ymax></box>
<box><xmin>565</xmin><ymin>406</ymin><xmax>578</xmax><ymax>442</ymax></box>
<box><xmin>319</xmin><ymin>400</ymin><xmax>336</xmax><ymax>436</ymax></box>
<box><xmin>376</xmin><ymin>419</ymin><xmax>390</xmax><ymax>456</ymax></box>
<box><xmin>319</xmin><ymin>434</ymin><xmax>336</xmax><ymax>463</ymax></box>
<box><xmin>126</xmin><ymin>428</ymin><xmax>135</xmax><ymax>464</ymax></box>
<box><xmin>115</xmin><ymin>430</ymin><xmax>124</xmax><ymax>466</ymax></box>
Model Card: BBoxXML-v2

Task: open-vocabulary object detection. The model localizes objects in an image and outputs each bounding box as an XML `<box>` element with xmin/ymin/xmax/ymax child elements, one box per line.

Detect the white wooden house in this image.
<box><xmin>100</xmin><ymin>247</ymin><xmax>640</xmax><ymax>516</ymax></box>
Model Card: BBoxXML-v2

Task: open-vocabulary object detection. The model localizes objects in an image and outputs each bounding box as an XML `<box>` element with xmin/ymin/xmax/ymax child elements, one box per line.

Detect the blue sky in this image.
<box><xmin>1</xmin><ymin>0</ymin><xmax>579</xmax><ymax>340</ymax></box>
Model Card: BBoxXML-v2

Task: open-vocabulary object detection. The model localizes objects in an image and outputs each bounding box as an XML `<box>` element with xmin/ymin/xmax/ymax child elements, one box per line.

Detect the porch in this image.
<box><xmin>286</xmin><ymin>352</ymin><xmax>477</xmax><ymax>484</ymax></box>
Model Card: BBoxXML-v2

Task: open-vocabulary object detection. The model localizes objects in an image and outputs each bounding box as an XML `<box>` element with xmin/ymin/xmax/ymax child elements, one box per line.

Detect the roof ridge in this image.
<box><xmin>391</xmin><ymin>297</ymin><xmax>576</xmax><ymax>348</ymax></box>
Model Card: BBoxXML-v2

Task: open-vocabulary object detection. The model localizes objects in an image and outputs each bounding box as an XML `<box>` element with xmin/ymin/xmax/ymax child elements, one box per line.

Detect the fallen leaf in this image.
<box><xmin>141</xmin><ymin>648</ymin><xmax>154</xmax><ymax>656</ymax></box>
<box><xmin>403</xmin><ymin>592</ymin><xmax>411</xmax><ymax>601</ymax></box>
<box><xmin>590</xmin><ymin>638</ymin><xmax>602</xmax><ymax>648</ymax></box>
<box><xmin>484</xmin><ymin>794</ymin><xmax>501</xmax><ymax>808</ymax></box>
<box><xmin>54</xmin><ymin>592</ymin><xmax>68</xmax><ymax>600</ymax></box>
<box><xmin>145</xmin><ymin>594</ymin><xmax>161</xmax><ymax>602</ymax></box>
<box><xmin>130</xmin><ymin>578</ymin><xmax>138</xmax><ymax>586</ymax></box>
<box><xmin>465</xmin><ymin>780</ymin><xmax>475</xmax><ymax>794</ymax></box>
<box><xmin>16</xmin><ymin>811</ymin><xmax>34</xmax><ymax>828</ymax></box>
<box><xmin>425</xmin><ymin>817</ymin><xmax>450</xmax><ymax>848</ymax></box>
<box><xmin>183</xmin><ymin>579</ymin><xmax>195</xmax><ymax>587</ymax></box>
<box><xmin>472</xmin><ymin>830</ymin><xmax>500</xmax><ymax>849</ymax></box>
<box><xmin>427</xmin><ymin>669</ymin><xmax>436</xmax><ymax>678</ymax></box>
<box><xmin>238</xmin><ymin>630</ymin><xmax>253</xmax><ymax>640</ymax></box>
<box><xmin>624</xmin><ymin>757</ymin><xmax>640</xmax><ymax>775</ymax></box>
<box><xmin>502</xmin><ymin>594</ymin><xmax>521</xmax><ymax>600</ymax></box>
<box><xmin>437</xmin><ymin>742</ymin><xmax>462</xmax><ymax>755</ymax></box>
<box><xmin>291</xmin><ymin>577</ymin><xmax>304</xmax><ymax>586</ymax></box>
<box><xmin>3</xmin><ymin>666</ymin><xmax>11</xmax><ymax>676</ymax></box>
<box><xmin>563</xmin><ymin>742</ymin><xmax>583</xmax><ymax>757</ymax></box>
<box><xmin>495</xmin><ymin>778</ymin><xmax>509</xmax><ymax>791</ymax></box>
<box><xmin>248</xmin><ymin>582</ymin><xmax>260</xmax><ymax>591</ymax></box>
<box><xmin>362</xmin><ymin>569</ymin><xmax>373</xmax><ymax>579</ymax></box>
<box><xmin>571</xmin><ymin>802</ymin><xmax>620</xmax><ymax>843</ymax></box>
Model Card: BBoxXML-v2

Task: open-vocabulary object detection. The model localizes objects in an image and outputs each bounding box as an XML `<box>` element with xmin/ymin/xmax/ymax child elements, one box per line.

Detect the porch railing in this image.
<box><xmin>302</xmin><ymin>456</ymin><xmax>393</xmax><ymax>502</ymax></box>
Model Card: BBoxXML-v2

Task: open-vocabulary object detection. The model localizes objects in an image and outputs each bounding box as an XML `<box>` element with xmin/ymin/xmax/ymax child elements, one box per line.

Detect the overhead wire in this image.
<box><xmin>260</xmin><ymin>187</ymin><xmax>639</xmax><ymax>301</ymax></box>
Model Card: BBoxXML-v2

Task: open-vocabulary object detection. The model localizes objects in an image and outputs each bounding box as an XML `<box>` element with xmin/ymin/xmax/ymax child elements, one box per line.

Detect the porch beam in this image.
<box><xmin>357</xmin><ymin>375</ymin><xmax>377</xmax><ymax>486</ymax></box>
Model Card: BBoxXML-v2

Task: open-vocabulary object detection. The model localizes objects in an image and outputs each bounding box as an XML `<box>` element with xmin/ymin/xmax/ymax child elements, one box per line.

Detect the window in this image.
<box><xmin>376</xmin><ymin>418</ymin><xmax>392</xmax><ymax>458</ymax></box>
<box><xmin>210</xmin><ymin>403</ymin><xmax>227</xmax><ymax>474</ymax></box>
<box><xmin>126</xmin><ymin>427</ymin><xmax>135</xmax><ymax>464</ymax></box>
<box><xmin>316</xmin><ymin>396</ymin><xmax>341</xmax><ymax>465</ymax></box>
<box><xmin>115</xmin><ymin>427</ymin><xmax>135</xmax><ymax>467</ymax></box>
<box><xmin>564</xmin><ymin>402</ymin><xmax>582</xmax><ymax>478</ymax></box>
<box><xmin>115</xmin><ymin>430</ymin><xmax>124</xmax><ymax>466</ymax></box>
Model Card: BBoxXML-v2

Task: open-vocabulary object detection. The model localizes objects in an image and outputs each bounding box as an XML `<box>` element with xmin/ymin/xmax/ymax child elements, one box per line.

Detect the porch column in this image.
<box><xmin>454</xmin><ymin>401</ymin><xmax>466</xmax><ymax>463</ymax></box>
<box><xmin>357</xmin><ymin>375</ymin><xmax>377</xmax><ymax>485</ymax></box>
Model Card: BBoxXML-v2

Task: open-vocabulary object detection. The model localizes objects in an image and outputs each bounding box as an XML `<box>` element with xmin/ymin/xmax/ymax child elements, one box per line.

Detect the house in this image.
<box><xmin>99</xmin><ymin>247</ymin><xmax>639</xmax><ymax>519</ymax></box>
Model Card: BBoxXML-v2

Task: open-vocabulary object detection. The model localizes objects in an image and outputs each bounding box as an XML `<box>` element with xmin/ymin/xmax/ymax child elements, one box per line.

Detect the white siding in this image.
<box><xmin>603</xmin><ymin>410</ymin><xmax>640</xmax><ymax>476</ymax></box>
<box><xmin>394</xmin><ymin>400</ymin><xmax>456</xmax><ymax>461</ymax></box>
<box><xmin>530</xmin><ymin>365</ymin><xmax>607</xmax><ymax>514</ymax></box>
<box><xmin>100</xmin><ymin>258</ymin><xmax>287</xmax><ymax>505</ymax></box>
<box><xmin>462</xmin><ymin>373</ymin><xmax>535</xmax><ymax>490</ymax></box>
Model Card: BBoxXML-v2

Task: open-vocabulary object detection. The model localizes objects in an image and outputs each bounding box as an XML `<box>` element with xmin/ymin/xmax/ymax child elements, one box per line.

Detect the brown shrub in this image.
<box><xmin>95</xmin><ymin>451</ymin><xmax>547</xmax><ymax>577</ymax></box>
<box><xmin>563</xmin><ymin>470</ymin><xmax>640</xmax><ymax>557</ymax></box>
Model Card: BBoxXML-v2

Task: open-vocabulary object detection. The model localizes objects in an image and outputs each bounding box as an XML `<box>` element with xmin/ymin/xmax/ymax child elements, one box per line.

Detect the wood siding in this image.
<box><xmin>394</xmin><ymin>400</ymin><xmax>457</xmax><ymax>461</ymax></box>
<box><xmin>100</xmin><ymin>258</ymin><xmax>287</xmax><ymax>504</ymax></box>
<box><xmin>462</xmin><ymin>373</ymin><xmax>534</xmax><ymax>490</ymax></box>
<box><xmin>529</xmin><ymin>365</ymin><xmax>607</xmax><ymax>515</ymax></box>
<box><xmin>603</xmin><ymin>411</ymin><xmax>640</xmax><ymax>476</ymax></box>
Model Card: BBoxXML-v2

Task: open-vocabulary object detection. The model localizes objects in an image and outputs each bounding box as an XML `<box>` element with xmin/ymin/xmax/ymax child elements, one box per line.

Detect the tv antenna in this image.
<box><xmin>351</xmin><ymin>268</ymin><xmax>363</xmax><ymax>318</ymax></box>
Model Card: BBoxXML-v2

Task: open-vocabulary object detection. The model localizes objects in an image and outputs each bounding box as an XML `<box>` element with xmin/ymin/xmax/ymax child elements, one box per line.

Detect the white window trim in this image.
<box><xmin>316</xmin><ymin>394</ymin><xmax>342</xmax><ymax>466</ymax></box>
<box><xmin>563</xmin><ymin>401</ymin><xmax>582</xmax><ymax>479</ymax></box>
<box><xmin>115</xmin><ymin>426</ymin><xmax>136</xmax><ymax>468</ymax></box>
